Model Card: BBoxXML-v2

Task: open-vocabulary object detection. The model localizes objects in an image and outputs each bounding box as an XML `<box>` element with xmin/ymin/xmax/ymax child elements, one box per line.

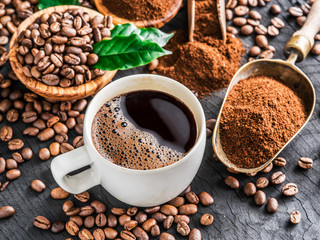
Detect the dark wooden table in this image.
<box><xmin>1</xmin><ymin>0</ymin><xmax>320</xmax><ymax>239</ymax></box>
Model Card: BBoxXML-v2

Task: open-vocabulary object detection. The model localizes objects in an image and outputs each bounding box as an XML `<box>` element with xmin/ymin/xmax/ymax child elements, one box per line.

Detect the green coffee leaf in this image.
<box><xmin>38</xmin><ymin>0</ymin><xmax>80</xmax><ymax>10</ymax></box>
<box><xmin>93</xmin><ymin>34</ymin><xmax>171</xmax><ymax>71</ymax></box>
<box><xmin>111</xmin><ymin>23</ymin><xmax>174</xmax><ymax>47</ymax></box>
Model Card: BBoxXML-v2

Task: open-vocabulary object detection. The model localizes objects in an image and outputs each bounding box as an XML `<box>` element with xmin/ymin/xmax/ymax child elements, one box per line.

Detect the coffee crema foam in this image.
<box><xmin>92</xmin><ymin>96</ymin><xmax>186</xmax><ymax>170</ymax></box>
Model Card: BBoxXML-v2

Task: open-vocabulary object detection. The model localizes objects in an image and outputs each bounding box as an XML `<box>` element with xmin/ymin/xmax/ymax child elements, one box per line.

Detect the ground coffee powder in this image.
<box><xmin>106</xmin><ymin>0</ymin><xmax>176</xmax><ymax>21</ymax></box>
<box><xmin>220</xmin><ymin>76</ymin><xmax>307</xmax><ymax>169</ymax></box>
<box><xmin>156</xmin><ymin>0</ymin><xmax>245</xmax><ymax>97</ymax></box>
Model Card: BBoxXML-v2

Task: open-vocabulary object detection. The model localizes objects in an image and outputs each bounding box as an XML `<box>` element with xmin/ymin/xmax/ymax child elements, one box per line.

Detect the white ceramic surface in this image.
<box><xmin>51</xmin><ymin>74</ymin><xmax>206</xmax><ymax>207</ymax></box>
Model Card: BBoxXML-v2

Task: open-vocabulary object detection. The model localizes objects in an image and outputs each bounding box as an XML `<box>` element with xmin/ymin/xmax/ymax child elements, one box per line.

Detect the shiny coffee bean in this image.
<box><xmin>142</xmin><ymin>218</ymin><xmax>157</xmax><ymax>232</ymax></box>
<box><xmin>256</xmin><ymin>177</ymin><xmax>269</xmax><ymax>189</ymax></box>
<box><xmin>95</xmin><ymin>213</ymin><xmax>107</xmax><ymax>227</ymax></box>
<box><xmin>104</xmin><ymin>228</ymin><xmax>118</xmax><ymax>239</ymax></box>
<box><xmin>107</xmin><ymin>213</ymin><xmax>118</xmax><ymax>228</ymax></box>
<box><xmin>298</xmin><ymin>157</ymin><xmax>313</xmax><ymax>169</ymax></box>
<box><xmin>84</xmin><ymin>216</ymin><xmax>95</xmax><ymax>228</ymax></box>
<box><xmin>254</xmin><ymin>190</ymin><xmax>266</xmax><ymax>206</ymax></box>
<box><xmin>290</xmin><ymin>210</ymin><xmax>301</xmax><ymax>224</ymax></box>
<box><xmin>135</xmin><ymin>211</ymin><xmax>147</xmax><ymax>224</ymax></box>
<box><xmin>198</xmin><ymin>192</ymin><xmax>214</xmax><ymax>206</ymax></box>
<box><xmin>270</xmin><ymin>171</ymin><xmax>286</xmax><ymax>184</ymax></box>
<box><xmin>282</xmin><ymin>183</ymin><xmax>298</xmax><ymax>196</ymax></box>
<box><xmin>179</xmin><ymin>204</ymin><xmax>197</xmax><ymax>215</ymax></box>
<box><xmin>74</xmin><ymin>191</ymin><xmax>90</xmax><ymax>202</ymax></box>
<box><xmin>31</xmin><ymin>179</ymin><xmax>46</xmax><ymax>192</ymax></box>
<box><xmin>39</xmin><ymin>148</ymin><xmax>50</xmax><ymax>160</ymax></box>
<box><xmin>66</xmin><ymin>220</ymin><xmax>79</xmax><ymax>236</ymax></box>
<box><xmin>200</xmin><ymin>213</ymin><xmax>213</xmax><ymax>226</ymax></box>
<box><xmin>274</xmin><ymin>157</ymin><xmax>286</xmax><ymax>167</ymax></box>
<box><xmin>34</xmin><ymin>216</ymin><xmax>51</xmax><ymax>230</ymax></box>
<box><xmin>0</xmin><ymin>206</ymin><xmax>15</xmax><ymax>219</ymax></box>
<box><xmin>51</xmin><ymin>187</ymin><xmax>70</xmax><ymax>199</ymax></box>
<box><xmin>160</xmin><ymin>204</ymin><xmax>178</xmax><ymax>216</ymax></box>
<box><xmin>91</xmin><ymin>200</ymin><xmax>106</xmax><ymax>213</ymax></box>
<box><xmin>6</xmin><ymin>169</ymin><xmax>21</xmax><ymax>180</ymax></box>
<box><xmin>224</xmin><ymin>176</ymin><xmax>239</xmax><ymax>189</ymax></box>
<box><xmin>50</xmin><ymin>221</ymin><xmax>65</xmax><ymax>233</ymax></box>
<box><xmin>243</xmin><ymin>182</ymin><xmax>256</xmax><ymax>197</ymax></box>
<box><xmin>93</xmin><ymin>228</ymin><xmax>105</xmax><ymax>240</ymax></box>
<box><xmin>168</xmin><ymin>196</ymin><xmax>185</xmax><ymax>207</ymax></box>
<box><xmin>266</xmin><ymin>198</ymin><xmax>278</xmax><ymax>213</ymax></box>
<box><xmin>163</xmin><ymin>215</ymin><xmax>174</xmax><ymax>229</ymax></box>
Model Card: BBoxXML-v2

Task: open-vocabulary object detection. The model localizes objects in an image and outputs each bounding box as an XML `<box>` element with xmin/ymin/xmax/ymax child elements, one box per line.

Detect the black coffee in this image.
<box><xmin>92</xmin><ymin>90</ymin><xmax>197</xmax><ymax>170</ymax></box>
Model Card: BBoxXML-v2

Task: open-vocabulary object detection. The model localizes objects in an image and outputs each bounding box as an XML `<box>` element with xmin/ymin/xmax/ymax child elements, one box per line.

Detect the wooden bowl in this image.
<box><xmin>9</xmin><ymin>5</ymin><xmax>117</xmax><ymax>101</ymax></box>
<box><xmin>94</xmin><ymin>0</ymin><xmax>183</xmax><ymax>28</ymax></box>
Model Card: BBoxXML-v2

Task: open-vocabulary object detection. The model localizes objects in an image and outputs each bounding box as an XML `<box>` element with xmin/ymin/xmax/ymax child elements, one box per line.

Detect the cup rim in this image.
<box><xmin>84</xmin><ymin>74</ymin><xmax>206</xmax><ymax>174</ymax></box>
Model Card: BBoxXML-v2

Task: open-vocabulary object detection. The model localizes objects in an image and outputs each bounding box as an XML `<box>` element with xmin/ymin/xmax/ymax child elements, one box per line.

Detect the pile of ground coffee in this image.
<box><xmin>155</xmin><ymin>0</ymin><xmax>245</xmax><ymax>97</ymax></box>
<box><xmin>105</xmin><ymin>0</ymin><xmax>176</xmax><ymax>21</ymax></box>
<box><xmin>219</xmin><ymin>76</ymin><xmax>307</xmax><ymax>169</ymax></box>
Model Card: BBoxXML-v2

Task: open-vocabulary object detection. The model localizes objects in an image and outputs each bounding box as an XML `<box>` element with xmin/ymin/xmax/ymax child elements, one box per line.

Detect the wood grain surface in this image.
<box><xmin>1</xmin><ymin>0</ymin><xmax>320</xmax><ymax>239</ymax></box>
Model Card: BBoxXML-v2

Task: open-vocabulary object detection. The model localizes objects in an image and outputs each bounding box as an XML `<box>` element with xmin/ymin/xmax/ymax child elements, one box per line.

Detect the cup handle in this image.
<box><xmin>51</xmin><ymin>146</ymin><xmax>100</xmax><ymax>194</ymax></box>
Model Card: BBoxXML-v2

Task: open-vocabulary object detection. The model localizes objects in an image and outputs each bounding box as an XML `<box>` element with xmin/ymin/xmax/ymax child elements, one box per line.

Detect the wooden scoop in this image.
<box><xmin>212</xmin><ymin>0</ymin><xmax>320</xmax><ymax>173</ymax></box>
<box><xmin>217</xmin><ymin>0</ymin><xmax>227</xmax><ymax>42</ymax></box>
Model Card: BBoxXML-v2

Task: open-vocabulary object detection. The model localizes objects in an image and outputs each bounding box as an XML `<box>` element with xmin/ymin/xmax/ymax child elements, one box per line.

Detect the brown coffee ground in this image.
<box><xmin>155</xmin><ymin>0</ymin><xmax>245</xmax><ymax>97</ymax></box>
<box><xmin>220</xmin><ymin>76</ymin><xmax>307</xmax><ymax>169</ymax></box>
<box><xmin>105</xmin><ymin>0</ymin><xmax>176</xmax><ymax>21</ymax></box>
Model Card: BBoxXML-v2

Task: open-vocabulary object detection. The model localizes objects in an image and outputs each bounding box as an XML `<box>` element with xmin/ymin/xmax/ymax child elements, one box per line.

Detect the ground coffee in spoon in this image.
<box><xmin>220</xmin><ymin>75</ymin><xmax>307</xmax><ymax>169</ymax></box>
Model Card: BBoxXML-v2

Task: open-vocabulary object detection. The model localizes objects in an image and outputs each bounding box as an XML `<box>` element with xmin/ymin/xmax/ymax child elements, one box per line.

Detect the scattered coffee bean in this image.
<box><xmin>91</xmin><ymin>200</ymin><xmax>106</xmax><ymax>213</ymax></box>
<box><xmin>39</xmin><ymin>148</ymin><xmax>50</xmax><ymax>160</ymax></box>
<box><xmin>142</xmin><ymin>218</ymin><xmax>157</xmax><ymax>232</ymax></box>
<box><xmin>111</xmin><ymin>207</ymin><xmax>126</xmax><ymax>216</ymax></box>
<box><xmin>254</xmin><ymin>190</ymin><xmax>266</xmax><ymax>206</ymax></box>
<box><xmin>70</xmin><ymin>216</ymin><xmax>83</xmax><ymax>227</ymax></box>
<box><xmin>312</xmin><ymin>43</ymin><xmax>320</xmax><ymax>55</ymax></box>
<box><xmin>135</xmin><ymin>211</ymin><xmax>147</xmax><ymax>224</ymax></box>
<box><xmin>144</xmin><ymin>206</ymin><xmax>160</xmax><ymax>214</ymax></box>
<box><xmin>79</xmin><ymin>206</ymin><xmax>95</xmax><ymax>217</ymax></box>
<box><xmin>255</xmin><ymin>24</ymin><xmax>267</xmax><ymax>35</ymax></box>
<box><xmin>104</xmin><ymin>227</ymin><xmax>118</xmax><ymax>239</ymax></box>
<box><xmin>282</xmin><ymin>183</ymin><xmax>298</xmax><ymax>196</ymax></box>
<box><xmin>266</xmin><ymin>198</ymin><xmax>278</xmax><ymax>213</ymax></box>
<box><xmin>6</xmin><ymin>158</ymin><xmax>17</xmax><ymax>169</ymax></box>
<box><xmin>152</xmin><ymin>212</ymin><xmax>167</xmax><ymax>223</ymax></box>
<box><xmin>0</xmin><ymin>126</ymin><xmax>13</xmax><ymax>141</ymax></box>
<box><xmin>119</xmin><ymin>214</ymin><xmax>131</xmax><ymax>226</ymax></box>
<box><xmin>256</xmin><ymin>177</ymin><xmax>269</xmax><ymax>189</ymax></box>
<box><xmin>174</xmin><ymin>215</ymin><xmax>190</xmax><ymax>224</ymax></box>
<box><xmin>84</xmin><ymin>215</ymin><xmax>95</xmax><ymax>228</ymax></box>
<box><xmin>240</xmin><ymin>24</ymin><xmax>254</xmax><ymax>35</ymax></box>
<box><xmin>151</xmin><ymin>224</ymin><xmax>160</xmax><ymax>237</ymax></box>
<box><xmin>21</xmin><ymin>148</ymin><xmax>33</xmax><ymax>160</ymax></box>
<box><xmin>120</xmin><ymin>230</ymin><xmax>136</xmax><ymax>240</ymax></box>
<box><xmin>274</xmin><ymin>157</ymin><xmax>286</xmax><ymax>167</ymax></box>
<box><xmin>34</xmin><ymin>216</ymin><xmax>51</xmax><ymax>230</ymax></box>
<box><xmin>79</xmin><ymin>228</ymin><xmax>94</xmax><ymax>240</ymax></box>
<box><xmin>163</xmin><ymin>215</ymin><xmax>174</xmax><ymax>229</ymax></box>
<box><xmin>50</xmin><ymin>221</ymin><xmax>65</xmax><ymax>234</ymax></box>
<box><xmin>6</xmin><ymin>169</ymin><xmax>21</xmax><ymax>180</ymax></box>
<box><xmin>0</xmin><ymin>206</ymin><xmax>15</xmax><ymax>219</ymax></box>
<box><xmin>51</xmin><ymin>187</ymin><xmax>70</xmax><ymax>199</ymax></box>
<box><xmin>189</xmin><ymin>228</ymin><xmax>201</xmax><ymax>240</ymax></box>
<box><xmin>270</xmin><ymin>171</ymin><xmax>286</xmax><ymax>184</ymax></box>
<box><xmin>271</xmin><ymin>17</ymin><xmax>285</xmax><ymax>29</ymax></box>
<box><xmin>177</xmin><ymin>220</ymin><xmax>191</xmax><ymax>236</ymax></box>
<box><xmin>261</xmin><ymin>162</ymin><xmax>273</xmax><ymax>173</ymax></box>
<box><xmin>159</xmin><ymin>232</ymin><xmax>175</xmax><ymax>240</ymax></box>
<box><xmin>224</xmin><ymin>176</ymin><xmax>240</xmax><ymax>189</ymax></box>
<box><xmin>168</xmin><ymin>196</ymin><xmax>185</xmax><ymax>207</ymax></box>
<box><xmin>290</xmin><ymin>210</ymin><xmax>301</xmax><ymax>224</ymax></box>
<box><xmin>298</xmin><ymin>157</ymin><xmax>313</xmax><ymax>169</ymax></box>
<box><xmin>93</xmin><ymin>228</ymin><xmax>105</xmax><ymax>240</ymax></box>
<box><xmin>8</xmin><ymin>139</ymin><xmax>24</xmax><ymax>150</ymax></box>
<box><xmin>74</xmin><ymin>191</ymin><xmax>90</xmax><ymax>202</ymax></box>
<box><xmin>296</xmin><ymin>16</ymin><xmax>306</xmax><ymax>27</ymax></box>
<box><xmin>124</xmin><ymin>220</ymin><xmax>138</xmax><ymax>231</ymax></box>
<box><xmin>31</xmin><ymin>179</ymin><xmax>46</xmax><ymax>192</ymax></box>
<box><xmin>267</xmin><ymin>25</ymin><xmax>279</xmax><ymax>36</ymax></box>
<box><xmin>288</xmin><ymin>6</ymin><xmax>303</xmax><ymax>17</ymax></box>
<box><xmin>66</xmin><ymin>220</ymin><xmax>80</xmax><ymax>236</ymax></box>
<box><xmin>233</xmin><ymin>17</ymin><xmax>247</xmax><ymax>27</ymax></box>
<box><xmin>270</xmin><ymin>4</ymin><xmax>281</xmax><ymax>14</ymax></box>
<box><xmin>234</xmin><ymin>6</ymin><xmax>249</xmax><ymax>16</ymax></box>
<box><xmin>200</xmin><ymin>213</ymin><xmax>214</xmax><ymax>226</ymax></box>
<box><xmin>179</xmin><ymin>204</ymin><xmax>198</xmax><ymax>215</ymax></box>
<box><xmin>243</xmin><ymin>182</ymin><xmax>256</xmax><ymax>196</ymax></box>
<box><xmin>198</xmin><ymin>191</ymin><xmax>214</xmax><ymax>206</ymax></box>
<box><xmin>185</xmin><ymin>192</ymin><xmax>199</xmax><ymax>204</ymax></box>
<box><xmin>249</xmin><ymin>46</ymin><xmax>261</xmax><ymax>57</ymax></box>
<box><xmin>133</xmin><ymin>226</ymin><xmax>149</xmax><ymax>239</ymax></box>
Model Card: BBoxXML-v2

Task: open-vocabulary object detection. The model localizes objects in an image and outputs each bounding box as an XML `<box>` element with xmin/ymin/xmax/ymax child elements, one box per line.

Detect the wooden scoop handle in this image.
<box><xmin>188</xmin><ymin>0</ymin><xmax>195</xmax><ymax>42</ymax></box>
<box><xmin>284</xmin><ymin>0</ymin><xmax>320</xmax><ymax>62</ymax></box>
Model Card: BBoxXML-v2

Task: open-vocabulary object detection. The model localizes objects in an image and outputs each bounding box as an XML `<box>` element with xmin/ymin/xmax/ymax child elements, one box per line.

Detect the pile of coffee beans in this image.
<box><xmin>16</xmin><ymin>8</ymin><xmax>113</xmax><ymax>87</ymax></box>
<box><xmin>226</xmin><ymin>0</ymin><xmax>319</xmax><ymax>61</ymax></box>
<box><xmin>222</xmin><ymin>155</ymin><xmax>314</xmax><ymax>223</ymax></box>
<box><xmin>32</xmin><ymin>185</ymin><xmax>214</xmax><ymax>239</ymax></box>
<box><xmin>0</xmin><ymin>71</ymin><xmax>88</xmax><ymax>193</ymax></box>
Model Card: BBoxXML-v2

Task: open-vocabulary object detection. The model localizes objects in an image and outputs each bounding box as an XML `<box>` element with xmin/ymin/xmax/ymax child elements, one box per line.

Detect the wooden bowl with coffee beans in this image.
<box><xmin>94</xmin><ymin>0</ymin><xmax>183</xmax><ymax>28</ymax></box>
<box><xmin>9</xmin><ymin>5</ymin><xmax>117</xmax><ymax>101</ymax></box>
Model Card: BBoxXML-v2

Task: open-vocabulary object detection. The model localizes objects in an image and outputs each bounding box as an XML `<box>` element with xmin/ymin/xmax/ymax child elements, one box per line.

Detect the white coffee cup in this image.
<box><xmin>51</xmin><ymin>74</ymin><xmax>206</xmax><ymax>207</ymax></box>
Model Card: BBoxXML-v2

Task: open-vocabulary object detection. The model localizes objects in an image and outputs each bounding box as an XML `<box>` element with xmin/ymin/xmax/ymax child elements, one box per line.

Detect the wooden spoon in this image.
<box><xmin>94</xmin><ymin>0</ymin><xmax>183</xmax><ymax>28</ymax></box>
<box><xmin>217</xmin><ymin>0</ymin><xmax>227</xmax><ymax>42</ymax></box>
<box><xmin>9</xmin><ymin>5</ymin><xmax>117</xmax><ymax>101</ymax></box>
<box><xmin>188</xmin><ymin>0</ymin><xmax>195</xmax><ymax>42</ymax></box>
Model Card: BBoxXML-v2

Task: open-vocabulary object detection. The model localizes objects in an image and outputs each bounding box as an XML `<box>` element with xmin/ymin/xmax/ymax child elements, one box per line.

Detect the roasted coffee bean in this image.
<box><xmin>63</xmin><ymin>200</ymin><xmax>75</xmax><ymax>213</ymax></box>
<box><xmin>70</xmin><ymin>216</ymin><xmax>83</xmax><ymax>227</ymax></box>
<box><xmin>256</xmin><ymin>177</ymin><xmax>269</xmax><ymax>189</ymax></box>
<box><xmin>150</xmin><ymin>225</ymin><xmax>160</xmax><ymax>237</ymax></box>
<box><xmin>34</xmin><ymin>216</ymin><xmax>51</xmax><ymax>230</ymax></box>
<box><xmin>0</xmin><ymin>181</ymin><xmax>9</xmax><ymax>192</ymax></box>
<box><xmin>296</xmin><ymin>16</ymin><xmax>306</xmax><ymax>27</ymax></box>
<box><xmin>0</xmin><ymin>206</ymin><xmax>15</xmax><ymax>219</ymax></box>
<box><xmin>66</xmin><ymin>220</ymin><xmax>79</xmax><ymax>236</ymax></box>
<box><xmin>8</xmin><ymin>139</ymin><xmax>24</xmax><ymax>150</ymax></box>
<box><xmin>0</xmin><ymin>157</ymin><xmax>6</xmax><ymax>174</ymax></box>
<box><xmin>254</xmin><ymin>190</ymin><xmax>266</xmax><ymax>206</ymax></box>
<box><xmin>224</xmin><ymin>176</ymin><xmax>239</xmax><ymax>189</ymax></box>
<box><xmin>107</xmin><ymin>213</ymin><xmax>117</xmax><ymax>228</ymax></box>
<box><xmin>249</xmin><ymin>10</ymin><xmax>261</xmax><ymax>20</ymax></box>
<box><xmin>174</xmin><ymin>215</ymin><xmax>190</xmax><ymax>224</ymax></box>
<box><xmin>53</xmin><ymin>122</ymin><xmax>68</xmax><ymax>134</ymax></box>
<box><xmin>233</xmin><ymin>17</ymin><xmax>247</xmax><ymax>27</ymax></box>
<box><xmin>119</xmin><ymin>214</ymin><xmax>131</xmax><ymax>226</ymax></box>
<box><xmin>37</xmin><ymin>128</ymin><xmax>55</xmax><ymax>141</ymax></box>
<box><xmin>268</xmin><ymin>25</ymin><xmax>280</xmax><ymax>36</ymax></box>
<box><xmin>87</xmin><ymin>53</ymin><xmax>98</xmax><ymax>65</ymax></box>
<box><xmin>274</xmin><ymin>157</ymin><xmax>286</xmax><ymax>167</ymax></box>
<box><xmin>243</xmin><ymin>182</ymin><xmax>256</xmax><ymax>197</ymax></box>
<box><xmin>259</xmin><ymin>49</ymin><xmax>274</xmax><ymax>59</ymax></box>
<box><xmin>185</xmin><ymin>192</ymin><xmax>199</xmax><ymax>204</ymax></box>
<box><xmin>151</xmin><ymin>212</ymin><xmax>167</xmax><ymax>223</ymax></box>
<box><xmin>241</xmin><ymin>24</ymin><xmax>254</xmax><ymax>35</ymax></box>
<box><xmin>73</xmin><ymin>99</ymin><xmax>87</xmax><ymax>111</ymax></box>
<box><xmin>79</xmin><ymin>228</ymin><xmax>94</xmax><ymax>240</ymax></box>
<box><xmin>74</xmin><ymin>191</ymin><xmax>90</xmax><ymax>202</ymax></box>
<box><xmin>270</xmin><ymin>171</ymin><xmax>286</xmax><ymax>184</ymax></box>
<box><xmin>163</xmin><ymin>215</ymin><xmax>174</xmax><ymax>229</ymax></box>
<box><xmin>5</xmin><ymin>159</ymin><xmax>17</xmax><ymax>169</ymax></box>
<box><xmin>60</xmin><ymin>142</ymin><xmax>74</xmax><ymax>153</ymax></box>
<box><xmin>49</xmin><ymin>142</ymin><xmax>60</xmax><ymax>156</ymax></box>
<box><xmin>189</xmin><ymin>228</ymin><xmax>201</xmax><ymax>240</ymax></box>
<box><xmin>84</xmin><ymin>216</ymin><xmax>95</xmax><ymax>228</ymax></box>
<box><xmin>39</xmin><ymin>148</ymin><xmax>50</xmax><ymax>160</ymax></box>
<box><xmin>234</xmin><ymin>6</ymin><xmax>249</xmax><ymax>16</ymax></box>
<box><xmin>0</xmin><ymin>99</ymin><xmax>12</xmax><ymax>113</ymax></box>
<box><xmin>91</xmin><ymin>200</ymin><xmax>106</xmax><ymax>213</ymax></box>
<box><xmin>298</xmin><ymin>157</ymin><xmax>313</xmax><ymax>169</ymax></box>
<box><xmin>312</xmin><ymin>43</ymin><xmax>320</xmax><ymax>55</ymax></box>
<box><xmin>79</xmin><ymin>206</ymin><xmax>95</xmax><ymax>217</ymax></box>
<box><xmin>133</xmin><ymin>227</ymin><xmax>149</xmax><ymax>240</ymax></box>
<box><xmin>55</xmin><ymin>133</ymin><xmax>68</xmax><ymax>143</ymax></box>
<box><xmin>42</xmin><ymin>74</ymin><xmax>60</xmax><ymax>86</ymax></box>
<box><xmin>124</xmin><ymin>220</ymin><xmax>138</xmax><ymax>231</ymax></box>
<box><xmin>50</xmin><ymin>221</ymin><xmax>65</xmax><ymax>233</ymax></box>
<box><xmin>226</xmin><ymin>0</ymin><xmax>237</xmax><ymax>9</ymax></box>
<box><xmin>261</xmin><ymin>162</ymin><xmax>273</xmax><ymax>173</ymax></box>
<box><xmin>135</xmin><ymin>211</ymin><xmax>147</xmax><ymax>224</ymax></box>
<box><xmin>282</xmin><ymin>183</ymin><xmax>298</xmax><ymax>196</ymax></box>
<box><xmin>23</xmin><ymin>127</ymin><xmax>39</xmax><ymax>136</ymax></box>
<box><xmin>126</xmin><ymin>207</ymin><xmax>138</xmax><ymax>217</ymax></box>
<box><xmin>270</xmin><ymin>4</ymin><xmax>281</xmax><ymax>14</ymax></box>
<box><xmin>206</xmin><ymin>128</ymin><xmax>212</xmax><ymax>138</ymax></box>
<box><xmin>266</xmin><ymin>198</ymin><xmax>278</xmax><ymax>213</ymax></box>
<box><xmin>120</xmin><ymin>230</ymin><xmax>136</xmax><ymax>240</ymax></box>
<box><xmin>255</xmin><ymin>24</ymin><xmax>267</xmax><ymax>35</ymax></box>
<box><xmin>247</xmin><ymin>18</ymin><xmax>260</xmax><ymax>26</ymax></box>
<box><xmin>33</xmin><ymin>119</ymin><xmax>46</xmax><ymax>130</ymax></box>
<box><xmin>22</xmin><ymin>111</ymin><xmax>37</xmax><ymax>123</ymax></box>
<box><xmin>290</xmin><ymin>210</ymin><xmax>301</xmax><ymax>224</ymax></box>
<box><xmin>249</xmin><ymin>46</ymin><xmax>261</xmax><ymax>57</ymax></box>
<box><xmin>6</xmin><ymin>109</ymin><xmax>19</xmax><ymax>122</ymax></box>
<box><xmin>159</xmin><ymin>232</ymin><xmax>175</xmax><ymax>240</ymax></box>
<box><xmin>66</xmin><ymin>117</ymin><xmax>76</xmax><ymax>129</ymax></box>
<box><xmin>93</xmin><ymin>228</ymin><xmax>105</xmax><ymax>240</ymax></box>
<box><xmin>227</xmin><ymin>26</ymin><xmax>238</xmax><ymax>35</ymax></box>
<box><xmin>144</xmin><ymin>206</ymin><xmax>160</xmax><ymax>214</ymax></box>
<box><xmin>51</xmin><ymin>187</ymin><xmax>70</xmax><ymax>199</ymax></box>
<box><xmin>301</xmin><ymin>3</ymin><xmax>310</xmax><ymax>15</ymax></box>
<box><xmin>142</xmin><ymin>218</ymin><xmax>157</xmax><ymax>232</ymax></box>
<box><xmin>288</xmin><ymin>7</ymin><xmax>303</xmax><ymax>17</ymax></box>
<box><xmin>31</xmin><ymin>179</ymin><xmax>46</xmax><ymax>192</ymax></box>
<box><xmin>200</xmin><ymin>213</ymin><xmax>213</xmax><ymax>226</ymax></box>
<box><xmin>21</xmin><ymin>148</ymin><xmax>33</xmax><ymax>160</ymax></box>
<box><xmin>271</xmin><ymin>17</ymin><xmax>285</xmax><ymax>29</ymax></box>
<box><xmin>104</xmin><ymin>228</ymin><xmax>118</xmax><ymax>239</ymax></box>
<box><xmin>168</xmin><ymin>196</ymin><xmax>185</xmax><ymax>207</ymax></box>
<box><xmin>179</xmin><ymin>204</ymin><xmax>197</xmax><ymax>215</ymax></box>
<box><xmin>0</xmin><ymin>126</ymin><xmax>13</xmax><ymax>141</ymax></box>
<box><xmin>160</xmin><ymin>204</ymin><xmax>178</xmax><ymax>216</ymax></box>
<box><xmin>256</xmin><ymin>35</ymin><xmax>268</xmax><ymax>48</ymax></box>
<box><xmin>95</xmin><ymin>213</ymin><xmax>107</xmax><ymax>227</ymax></box>
<box><xmin>177</xmin><ymin>221</ymin><xmax>190</xmax><ymax>236</ymax></box>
